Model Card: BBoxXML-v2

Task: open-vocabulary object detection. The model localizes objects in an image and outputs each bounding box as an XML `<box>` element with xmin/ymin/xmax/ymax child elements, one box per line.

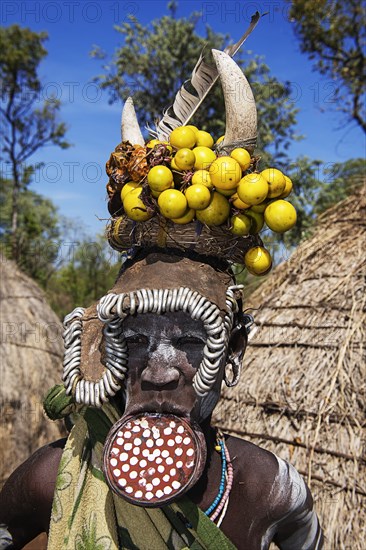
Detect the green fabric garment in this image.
<box><xmin>44</xmin><ymin>385</ymin><xmax>236</xmax><ymax>550</ymax></box>
<box><xmin>43</xmin><ymin>383</ymin><xmax>78</xmax><ymax>420</ymax></box>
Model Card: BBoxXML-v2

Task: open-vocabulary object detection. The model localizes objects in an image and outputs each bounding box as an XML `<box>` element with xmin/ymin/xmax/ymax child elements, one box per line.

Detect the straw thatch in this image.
<box><xmin>0</xmin><ymin>256</ymin><xmax>65</xmax><ymax>484</ymax></box>
<box><xmin>214</xmin><ymin>185</ymin><xmax>366</xmax><ymax>549</ymax></box>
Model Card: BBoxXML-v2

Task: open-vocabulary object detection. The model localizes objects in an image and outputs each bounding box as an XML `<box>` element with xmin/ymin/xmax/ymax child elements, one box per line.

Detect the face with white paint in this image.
<box><xmin>122</xmin><ymin>311</ymin><xmax>208</xmax><ymax>421</ymax></box>
<box><xmin>102</xmin><ymin>295</ymin><xmax>248</xmax><ymax>505</ymax></box>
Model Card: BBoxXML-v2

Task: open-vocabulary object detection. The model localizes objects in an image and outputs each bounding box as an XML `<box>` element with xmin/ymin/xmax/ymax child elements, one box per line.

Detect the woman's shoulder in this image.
<box><xmin>224</xmin><ymin>434</ymin><xmax>310</xmax><ymax>514</ymax></box>
<box><xmin>225</xmin><ymin>433</ymin><xmax>279</xmax><ymax>477</ymax></box>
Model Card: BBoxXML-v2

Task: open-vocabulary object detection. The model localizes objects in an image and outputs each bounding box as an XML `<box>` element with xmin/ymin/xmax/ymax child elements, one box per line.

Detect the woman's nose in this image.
<box><xmin>141</xmin><ymin>344</ymin><xmax>180</xmax><ymax>387</ymax></box>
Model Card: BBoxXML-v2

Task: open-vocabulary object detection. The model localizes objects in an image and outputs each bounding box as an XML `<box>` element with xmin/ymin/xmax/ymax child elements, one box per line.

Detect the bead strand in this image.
<box><xmin>209</xmin><ymin>443</ymin><xmax>233</xmax><ymax>522</ymax></box>
<box><xmin>204</xmin><ymin>440</ymin><xmax>227</xmax><ymax>516</ymax></box>
<box><xmin>216</xmin><ymin>475</ymin><xmax>230</xmax><ymax>528</ymax></box>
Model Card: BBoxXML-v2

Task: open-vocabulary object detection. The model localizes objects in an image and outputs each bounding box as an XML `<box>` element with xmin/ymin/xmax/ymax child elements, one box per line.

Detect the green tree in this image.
<box><xmin>1</xmin><ymin>176</ymin><xmax>122</xmax><ymax>314</ymax></box>
<box><xmin>47</xmin><ymin>235</ymin><xmax>120</xmax><ymax>319</ymax></box>
<box><xmin>270</xmin><ymin>156</ymin><xmax>365</xmax><ymax>248</ymax></box>
<box><xmin>0</xmin><ymin>177</ymin><xmax>66</xmax><ymax>286</ymax></box>
<box><xmin>91</xmin><ymin>6</ymin><xmax>301</xmax><ymax>161</ymax></box>
<box><xmin>0</xmin><ymin>24</ymin><xmax>70</xmax><ymax>263</ymax></box>
<box><xmin>315</xmin><ymin>157</ymin><xmax>365</xmax><ymax>214</ymax></box>
<box><xmin>286</xmin><ymin>0</ymin><xmax>365</xmax><ymax>132</ymax></box>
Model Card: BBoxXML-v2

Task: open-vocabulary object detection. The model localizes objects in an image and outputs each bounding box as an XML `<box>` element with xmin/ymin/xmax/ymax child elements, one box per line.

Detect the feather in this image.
<box><xmin>156</xmin><ymin>11</ymin><xmax>261</xmax><ymax>140</ymax></box>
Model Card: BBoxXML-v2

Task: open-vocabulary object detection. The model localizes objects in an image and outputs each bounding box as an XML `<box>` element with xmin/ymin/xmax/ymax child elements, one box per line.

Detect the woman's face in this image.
<box><xmin>122</xmin><ymin>311</ymin><xmax>207</xmax><ymax>419</ymax></box>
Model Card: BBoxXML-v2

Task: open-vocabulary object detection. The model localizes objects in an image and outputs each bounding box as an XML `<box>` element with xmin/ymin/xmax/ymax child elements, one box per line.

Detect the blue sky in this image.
<box><xmin>2</xmin><ymin>0</ymin><xmax>365</xmax><ymax>236</ymax></box>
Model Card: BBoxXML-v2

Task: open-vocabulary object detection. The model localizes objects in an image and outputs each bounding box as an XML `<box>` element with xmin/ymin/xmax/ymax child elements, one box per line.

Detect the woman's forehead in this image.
<box><xmin>111</xmin><ymin>254</ymin><xmax>232</xmax><ymax>312</ymax></box>
<box><xmin>122</xmin><ymin>311</ymin><xmax>206</xmax><ymax>336</ymax></box>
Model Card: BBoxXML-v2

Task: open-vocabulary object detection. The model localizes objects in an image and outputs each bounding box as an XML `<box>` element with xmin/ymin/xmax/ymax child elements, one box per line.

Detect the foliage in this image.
<box><xmin>315</xmin><ymin>157</ymin><xmax>365</xmax><ymax>214</ymax></box>
<box><xmin>0</xmin><ymin>177</ymin><xmax>63</xmax><ymax>285</ymax></box>
<box><xmin>286</xmin><ymin>0</ymin><xmax>365</xmax><ymax>132</ymax></box>
<box><xmin>0</xmin><ymin>24</ymin><xmax>70</xmax><ymax>262</ymax></box>
<box><xmin>0</xmin><ymin>175</ymin><xmax>121</xmax><ymax>317</ymax></box>
<box><xmin>91</xmin><ymin>5</ymin><xmax>301</xmax><ymax>161</ymax></box>
<box><xmin>47</xmin><ymin>235</ymin><xmax>120</xmax><ymax>319</ymax></box>
<box><xmin>273</xmin><ymin>156</ymin><xmax>365</xmax><ymax>249</ymax></box>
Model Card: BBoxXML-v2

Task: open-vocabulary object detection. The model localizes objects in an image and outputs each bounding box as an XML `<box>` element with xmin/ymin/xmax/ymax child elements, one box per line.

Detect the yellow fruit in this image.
<box><xmin>264</xmin><ymin>200</ymin><xmax>297</xmax><ymax>233</ymax></box>
<box><xmin>147</xmin><ymin>139</ymin><xmax>173</xmax><ymax>151</ymax></box>
<box><xmin>195</xmin><ymin>130</ymin><xmax>214</xmax><ymax>148</ymax></box>
<box><xmin>251</xmin><ymin>202</ymin><xmax>268</xmax><ymax>213</ymax></box>
<box><xmin>230</xmin><ymin>213</ymin><xmax>252</xmax><ymax>236</ymax></box>
<box><xmin>184</xmin><ymin>184</ymin><xmax>211</xmax><ymax>210</ymax></box>
<box><xmin>216</xmin><ymin>135</ymin><xmax>225</xmax><ymax>144</ymax></box>
<box><xmin>216</xmin><ymin>187</ymin><xmax>237</xmax><ymax>197</ymax></box>
<box><xmin>244</xmin><ymin>246</ymin><xmax>272</xmax><ymax>275</ymax></box>
<box><xmin>237</xmin><ymin>173</ymin><xmax>268</xmax><ymax>205</ymax></box>
<box><xmin>174</xmin><ymin>148</ymin><xmax>196</xmax><ymax>170</ymax></box>
<box><xmin>150</xmin><ymin>183</ymin><xmax>174</xmax><ymax>199</ymax></box>
<box><xmin>231</xmin><ymin>193</ymin><xmax>251</xmax><ymax>210</ymax></box>
<box><xmin>123</xmin><ymin>188</ymin><xmax>152</xmax><ymax>222</ymax></box>
<box><xmin>261</xmin><ymin>168</ymin><xmax>286</xmax><ymax>199</ymax></box>
<box><xmin>191</xmin><ymin>169</ymin><xmax>213</xmax><ymax>189</ymax></box>
<box><xmin>193</xmin><ymin>146</ymin><xmax>217</xmax><ymax>170</ymax></box>
<box><xmin>246</xmin><ymin>209</ymin><xmax>264</xmax><ymax>234</ymax></box>
<box><xmin>209</xmin><ymin>156</ymin><xmax>242</xmax><ymax>190</ymax></box>
<box><xmin>185</xmin><ymin>125</ymin><xmax>199</xmax><ymax>136</ymax></box>
<box><xmin>169</xmin><ymin>127</ymin><xmax>196</xmax><ymax>149</ymax></box>
<box><xmin>279</xmin><ymin>175</ymin><xmax>293</xmax><ymax>198</ymax></box>
<box><xmin>147</xmin><ymin>165</ymin><xmax>173</xmax><ymax>192</ymax></box>
<box><xmin>170</xmin><ymin>157</ymin><xmax>181</xmax><ymax>171</ymax></box>
<box><xmin>121</xmin><ymin>181</ymin><xmax>140</xmax><ymax>201</ymax></box>
<box><xmin>196</xmin><ymin>191</ymin><xmax>230</xmax><ymax>226</ymax></box>
<box><xmin>158</xmin><ymin>189</ymin><xmax>187</xmax><ymax>219</ymax></box>
<box><xmin>230</xmin><ymin>148</ymin><xmax>251</xmax><ymax>171</ymax></box>
<box><xmin>171</xmin><ymin>208</ymin><xmax>195</xmax><ymax>224</ymax></box>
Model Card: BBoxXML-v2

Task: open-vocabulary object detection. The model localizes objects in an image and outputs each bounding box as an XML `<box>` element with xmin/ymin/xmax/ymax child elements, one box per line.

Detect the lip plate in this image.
<box><xmin>103</xmin><ymin>412</ymin><xmax>207</xmax><ymax>507</ymax></box>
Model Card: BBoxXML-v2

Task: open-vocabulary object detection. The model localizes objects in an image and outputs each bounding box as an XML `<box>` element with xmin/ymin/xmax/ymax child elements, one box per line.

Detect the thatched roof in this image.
<box><xmin>0</xmin><ymin>257</ymin><xmax>65</xmax><ymax>484</ymax></box>
<box><xmin>214</xmin><ymin>185</ymin><xmax>366</xmax><ymax>549</ymax></box>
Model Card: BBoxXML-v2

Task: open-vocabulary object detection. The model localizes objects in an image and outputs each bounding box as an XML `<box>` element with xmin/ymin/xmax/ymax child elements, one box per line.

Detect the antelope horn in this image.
<box><xmin>212</xmin><ymin>50</ymin><xmax>257</xmax><ymax>155</ymax></box>
<box><xmin>121</xmin><ymin>97</ymin><xmax>145</xmax><ymax>146</ymax></box>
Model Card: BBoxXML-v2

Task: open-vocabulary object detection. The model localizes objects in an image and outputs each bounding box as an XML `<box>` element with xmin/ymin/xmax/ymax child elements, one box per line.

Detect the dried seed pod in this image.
<box><xmin>127</xmin><ymin>145</ymin><xmax>149</xmax><ymax>182</ymax></box>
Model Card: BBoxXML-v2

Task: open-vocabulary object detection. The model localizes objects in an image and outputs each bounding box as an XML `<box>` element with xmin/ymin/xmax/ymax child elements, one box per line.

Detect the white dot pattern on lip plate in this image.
<box><xmin>106</xmin><ymin>415</ymin><xmax>198</xmax><ymax>505</ymax></box>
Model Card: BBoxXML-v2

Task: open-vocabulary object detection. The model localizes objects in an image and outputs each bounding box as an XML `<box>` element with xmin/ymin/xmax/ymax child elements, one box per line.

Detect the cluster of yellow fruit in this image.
<box><xmin>120</xmin><ymin>125</ymin><xmax>297</xmax><ymax>276</ymax></box>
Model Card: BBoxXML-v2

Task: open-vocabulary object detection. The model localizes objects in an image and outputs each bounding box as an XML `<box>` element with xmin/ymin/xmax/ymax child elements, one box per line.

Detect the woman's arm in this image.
<box><xmin>0</xmin><ymin>438</ymin><xmax>66</xmax><ymax>549</ymax></box>
<box><xmin>270</xmin><ymin>457</ymin><xmax>323</xmax><ymax>549</ymax></box>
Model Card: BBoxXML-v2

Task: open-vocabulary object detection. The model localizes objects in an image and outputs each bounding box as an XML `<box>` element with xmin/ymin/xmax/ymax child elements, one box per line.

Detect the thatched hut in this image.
<box><xmin>0</xmin><ymin>256</ymin><xmax>65</xmax><ymax>485</ymax></box>
<box><xmin>214</xmin><ymin>186</ymin><xmax>366</xmax><ymax>549</ymax></box>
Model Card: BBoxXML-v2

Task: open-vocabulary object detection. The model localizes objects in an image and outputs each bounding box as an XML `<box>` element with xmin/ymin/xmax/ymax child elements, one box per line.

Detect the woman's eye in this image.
<box><xmin>176</xmin><ymin>336</ymin><xmax>205</xmax><ymax>347</ymax></box>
